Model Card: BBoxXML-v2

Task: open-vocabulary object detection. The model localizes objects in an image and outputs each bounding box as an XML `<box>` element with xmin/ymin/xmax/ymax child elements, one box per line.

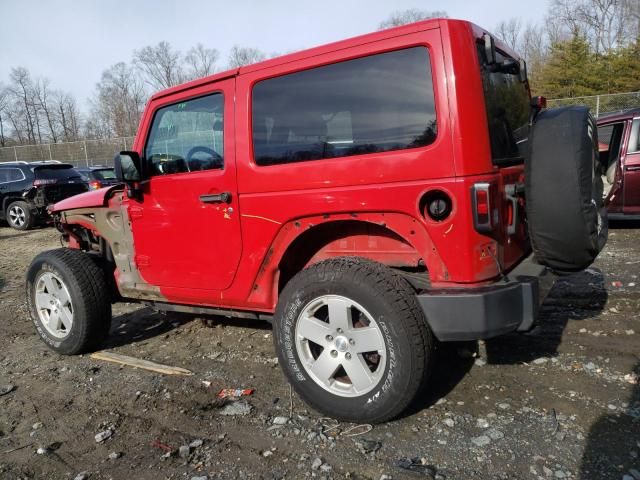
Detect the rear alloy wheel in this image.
<box><xmin>26</xmin><ymin>248</ymin><xmax>112</xmax><ymax>355</ymax></box>
<box><xmin>7</xmin><ymin>201</ymin><xmax>33</xmax><ymax>230</ymax></box>
<box><xmin>274</xmin><ymin>257</ymin><xmax>433</xmax><ymax>424</ymax></box>
<box><xmin>295</xmin><ymin>295</ymin><xmax>386</xmax><ymax>397</ymax></box>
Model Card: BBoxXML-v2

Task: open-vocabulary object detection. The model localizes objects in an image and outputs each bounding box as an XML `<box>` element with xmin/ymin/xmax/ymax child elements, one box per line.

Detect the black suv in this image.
<box><xmin>0</xmin><ymin>161</ymin><xmax>88</xmax><ymax>230</ymax></box>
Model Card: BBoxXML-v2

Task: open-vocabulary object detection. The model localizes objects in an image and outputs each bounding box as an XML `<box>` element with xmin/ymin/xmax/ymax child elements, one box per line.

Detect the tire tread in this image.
<box><xmin>28</xmin><ymin>248</ymin><xmax>111</xmax><ymax>354</ymax></box>
<box><xmin>276</xmin><ymin>256</ymin><xmax>433</xmax><ymax>423</ymax></box>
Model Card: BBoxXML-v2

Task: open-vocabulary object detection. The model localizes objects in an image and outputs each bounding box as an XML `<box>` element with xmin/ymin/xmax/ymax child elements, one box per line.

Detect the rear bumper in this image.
<box><xmin>417</xmin><ymin>256</ymin><xmax>556</xmax><ymax>341</ymax></box>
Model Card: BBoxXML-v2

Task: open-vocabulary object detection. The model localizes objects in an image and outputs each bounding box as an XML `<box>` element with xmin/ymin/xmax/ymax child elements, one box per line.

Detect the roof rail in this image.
<box><xmin>29</xmin><ymin>160</ymin><xmax>62</xmax><ymax>164</ymax></box>
<box><xmin>0</xmin><ymin>161</ymin><xmax>29</xmax><ymax>165</ymax></box>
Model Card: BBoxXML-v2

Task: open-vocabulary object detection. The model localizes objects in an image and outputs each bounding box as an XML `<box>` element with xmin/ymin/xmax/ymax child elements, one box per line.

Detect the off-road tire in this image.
<box><xmin>7</xmin><ymin>200</ymin><xmax>34</xmax><ymax>230</ymax></box>
<box><xmin>273</xmin><ymin>257</ymin><xmax>433</xmax><ymax>424</ymax></box>
<box><xmin>26</xmin><ymin>248</ymin><xmax>112</xmax><ymax>355</ymax></box>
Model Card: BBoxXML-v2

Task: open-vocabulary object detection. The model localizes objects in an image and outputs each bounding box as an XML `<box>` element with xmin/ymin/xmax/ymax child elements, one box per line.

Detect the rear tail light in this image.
<box><xmin>530</xmin><ymin>95</ymin><xmax>547</xmax><ymax>109</ymax></box>
<box><xmin>89</xmin><ymin>180</ymin><xmax>102</xmax><ymax>190</ymax></box>
<box><xmin>33</xmin><ymin>178</ymin><xmax>57</xmax><ymax>186</ymax></box>
<box><xmin>471</xmin><ymin>183</ymin><xmax>494</xmax><ymax>233</ymax></box>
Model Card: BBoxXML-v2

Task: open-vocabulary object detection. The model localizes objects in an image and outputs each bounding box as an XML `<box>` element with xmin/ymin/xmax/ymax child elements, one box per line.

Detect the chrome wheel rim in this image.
<box><xmin>35</xmin><ymin>272</ymin><xmax>74</xmax><ymax>339</ymax></box>
<box><xmin>9</xmin><ymin>205</ymin><xmax>25</xmax><ymax>227</ymax></box>
<box><xmin>295</xmin><ymin>295</ymin><xmax>386</xmax><ymax>397</ymax></box>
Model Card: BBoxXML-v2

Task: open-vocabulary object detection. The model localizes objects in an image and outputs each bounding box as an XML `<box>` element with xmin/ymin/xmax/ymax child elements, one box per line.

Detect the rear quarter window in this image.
<box><xmin>252</xmin><ymin>47</ymin><xmax>437</xmax><ymax>166</ymax></box>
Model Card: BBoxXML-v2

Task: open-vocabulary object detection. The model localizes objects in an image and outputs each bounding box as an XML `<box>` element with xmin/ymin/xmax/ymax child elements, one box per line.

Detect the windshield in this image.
<box><xmin>92</xmin><ymin>169</ymin><xmax>116</xmax><ymax>181</ymax></box>
<box><xmin>477</xmin><ymin>43</ymin><xmax>530</xmax><ymax>165</ymax></box>
<box><xmin>34</xmin><ymin>165</ymin><xmax>82</xmax><ymax>180</ymax></box>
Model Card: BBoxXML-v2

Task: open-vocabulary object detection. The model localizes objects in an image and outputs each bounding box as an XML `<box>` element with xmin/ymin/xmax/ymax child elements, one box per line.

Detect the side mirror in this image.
<box><xmin>519</xmin><ymin>59</ymin><xmax>528</xmax><ymax>83</ymax></box>
<box><xmin>114</xmin><ymin>151</ymin><xmax>142</xmax><ymax>199</ymax></box>
<box><xmin>483</xmin><ymin>33</ymin><xmax>496</xmax><ymax>64</ymax></box>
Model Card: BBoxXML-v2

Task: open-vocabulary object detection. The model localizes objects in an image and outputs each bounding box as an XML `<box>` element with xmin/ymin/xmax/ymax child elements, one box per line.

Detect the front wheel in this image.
<box><xmin>273</xmin><ymin>257</ymin><xmax>433</xmax><ymax>423</ymax></box>
<box><xmin>26</xmin><ymin>248</ymin><xmax>112</xmax><ymax>355</ymax></box>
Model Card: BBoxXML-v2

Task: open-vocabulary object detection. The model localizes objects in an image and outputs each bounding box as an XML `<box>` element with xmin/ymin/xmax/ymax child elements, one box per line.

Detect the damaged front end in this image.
<box><xmin>51</xmin><ymin>185</ymin><xmax>165</xmax><ymax>303</ymax></box>
<box><xmin>49</xmin><ymin>184</ymin><xmax>121</xmax><ymax>249</ymax></box>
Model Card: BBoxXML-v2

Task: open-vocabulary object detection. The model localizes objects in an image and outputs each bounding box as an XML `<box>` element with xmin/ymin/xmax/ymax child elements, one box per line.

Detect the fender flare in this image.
<box><xmin>246</xmin><ymin>212</ymin><xmax>448</xmax><ymax>308</ymax></box>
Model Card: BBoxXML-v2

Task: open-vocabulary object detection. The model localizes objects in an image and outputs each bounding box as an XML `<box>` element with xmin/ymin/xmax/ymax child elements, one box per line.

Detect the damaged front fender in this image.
<box><xmin>50</xmin><ymin>184</ymin><xmax>123</xmax><ymax>213</ymax></box>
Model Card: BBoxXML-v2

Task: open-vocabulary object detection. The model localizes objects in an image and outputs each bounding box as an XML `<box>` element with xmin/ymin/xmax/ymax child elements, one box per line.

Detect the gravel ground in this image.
<box><xmin>0</xmin><ymin>223</ymin><xmax>638</xmax><ymax>480</ymax></box>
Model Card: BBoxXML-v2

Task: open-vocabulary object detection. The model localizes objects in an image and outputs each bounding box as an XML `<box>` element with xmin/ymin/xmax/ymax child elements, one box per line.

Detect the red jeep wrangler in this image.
<box><xmin>26</xmin><ymin>19</ymin><xmax>607</xmax><ymax>423</ymax></box>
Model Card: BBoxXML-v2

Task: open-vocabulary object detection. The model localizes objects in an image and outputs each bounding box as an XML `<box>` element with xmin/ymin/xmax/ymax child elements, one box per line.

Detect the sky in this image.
<box><xmin>0</xmin><ymin>0</ymin><xmax>547</xmax><ymax>111</ymax></box>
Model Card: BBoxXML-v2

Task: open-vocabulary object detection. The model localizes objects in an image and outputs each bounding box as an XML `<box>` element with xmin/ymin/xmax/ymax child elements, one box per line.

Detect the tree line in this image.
<box><xmin>379</xmin><ymin>1</ymin><xmax>639</xmax><ymax>98</ymax></box>
<box><xmin>493</xmin><ymin>0</ymin><xmax>639</xmax><ymax>98</ymax></box>
<box><xmin>0</xmin><ymin>44</ymin><xmax>270</xmax><ymax>147</ymax></box>
<box><xmin>0</xmin><ymin>0</ymin><xmax>638</xmax><ymax>148</ymax></box>
<box><xmin>0</xmin><ymin>68</ymin><xmax>81</xmax><ymax>147</ymax></box>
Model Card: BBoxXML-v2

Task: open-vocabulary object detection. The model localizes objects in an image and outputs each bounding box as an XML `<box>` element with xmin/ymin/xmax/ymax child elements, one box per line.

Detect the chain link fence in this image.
<box><xmin>547</xmin><ymin>91</ymin><xmax>640</xmax><ymax>117</ymax></box>
<box><xmin>0</xmin><ymin>137</ymin><xmax>135</xmax><ymax>166</ymax></box>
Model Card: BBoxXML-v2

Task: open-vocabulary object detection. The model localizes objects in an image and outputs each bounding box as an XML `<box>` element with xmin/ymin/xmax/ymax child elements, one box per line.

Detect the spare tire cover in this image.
<box><xmin>525</xmin><ymin>106</ymin><xmax>607</xmax><ymax>273</ymax></box>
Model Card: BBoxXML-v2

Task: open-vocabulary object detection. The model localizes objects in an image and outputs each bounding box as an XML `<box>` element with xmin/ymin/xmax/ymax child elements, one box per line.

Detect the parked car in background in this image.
<box><xmin>598</xmin><ymin>107</ymin><xmax>640</xmax><ymax>219</ymax></box>
<box><xmin>76</xmin><ymin>166</ymin><xmax>119</xmax><ymax>190</ymax></box>
<box><xmin>0</xmin><ymin>161</ymin><xmax>87</xmax><ymax>230</ymax></box>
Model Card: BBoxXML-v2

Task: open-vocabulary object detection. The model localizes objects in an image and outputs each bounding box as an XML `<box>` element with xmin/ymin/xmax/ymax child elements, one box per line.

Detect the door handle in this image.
<box><xmin>626</xmin><ymin>165</ymin><xmax>640</xmax><ymax>172</ymax></box>
<box><xmin>199</xmin><ymin>192</ymin><xmax>232</xmax><ymax>204</ymax></box>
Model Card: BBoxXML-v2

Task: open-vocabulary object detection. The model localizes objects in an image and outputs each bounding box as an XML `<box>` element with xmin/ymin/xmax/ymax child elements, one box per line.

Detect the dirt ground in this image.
<box><xmin>0</xmin><ymin>223</ymin><xmax>638</xmax><ymax>480</ymax></box>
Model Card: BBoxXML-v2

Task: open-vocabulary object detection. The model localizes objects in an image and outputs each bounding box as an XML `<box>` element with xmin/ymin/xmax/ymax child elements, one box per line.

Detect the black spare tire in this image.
<box><xmin>525</xmin><ymin>106</ymin><xmax>607</xmax><ymax>273</ymax></box>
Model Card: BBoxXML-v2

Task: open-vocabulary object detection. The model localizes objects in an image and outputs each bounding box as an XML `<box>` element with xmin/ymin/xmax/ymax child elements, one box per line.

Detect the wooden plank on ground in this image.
<box><xmin>90</xmin><ymin>351</ymin><xmax>193</xmax><ymax>376</ymax></box>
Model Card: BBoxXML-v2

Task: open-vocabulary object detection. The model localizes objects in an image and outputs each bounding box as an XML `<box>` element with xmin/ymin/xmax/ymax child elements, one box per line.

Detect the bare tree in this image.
<box><xmin>492</xmin><ymin>18</ymin><xmax>550</xmax><ymax>78</ymax></box>
<box><xmin>34</xmin><ymin>78</ymin><xmax>59</xmax><ymax>143</ymax></box>
<box><xmin>378</xmin><ymin>8</ymin><xmax>447</xmax><ymax>29</ymax></box>
<box><xmin>628</xmin><ymin>0</ymin><xmax>640</xmax><ymax>38</ymax></box>
<box><xmin>8</xmin><ymin>67</ymin><xmax>37</xmax><ymax>144</ymax></box>
<box><xmin>227</xmin><ymin>46</ymin><xmax>267</xmax><ymax>68</ymax></box>
<box><xmin>89</xmin><ymin>62</ymin><xmax>147</xmax><ymax>138</ymax></box>
<box><xmin>54</xmin><ymin>91</ymin><xmax>81</xmax><ymax>142</ymax></box>
<box><xmin>494</xmin><ymin>18</ymin><xmax>523</xmax><ymax>50</ymax></box>
<box><xmin>30</xmin><ymin>84</ymin><xmax>44</xmax><ymax>144</ymax></box>
<box><xmin>548</xmin><ymin>0</ymin><xmax>633</xmax><ymax>53</ymax></box>
<box><xmin>185</xmin><ymin>43</ymin><xmax>219</xmax><ymax>79</ymax></box>
<box><xmin>134</xmin><ymin>41</ymin><xmax>184</xmax><ymax>91</ymax></box>
<box><xmin>5</xmin><ymin>109</ymin><xmax>25</xmax><ymax>144</ymax></box>
<box><xmin>0</xmin><ymin>85</ymin><xmax>8</xmax><ymax>147</ymax></box>
<box><xmin>520</xmin><ymin>23</ymin><xmax>549</xmax><ymax>72</ymax></box>
<box><xmin>0</xmin><ymin>68</ymin><xmax>84</xmax><ymax>146</ymax></box>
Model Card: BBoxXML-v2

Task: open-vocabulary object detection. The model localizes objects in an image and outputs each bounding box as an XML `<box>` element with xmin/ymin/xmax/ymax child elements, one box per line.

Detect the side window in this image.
<box><xmin>598</xmin><ymin>122</ymin><xmax>625</xmax><ymax>155</ymax></box>
<box><xmin>598</xmin><ymin>123</ymin><xmax>619</xmax><ymax>147</ymax></box>
<box><xmin>0</xmin><ymin>168</ymin><xmax>25</xmax><ymax>183</ymax></box>
<box><xmin>144</xmin><ymin>93</ymin><xmax>224</xmax><ymax>177</ymax></box>
<box><xmin>629</xmin><ymin>119</ymin><xmax>640</xmax><ymax>154</ymax></box>
<box><xmin>252</xmin><ymin>47</ymin><xmax>437</xmax><ymax>166</ymax></box>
